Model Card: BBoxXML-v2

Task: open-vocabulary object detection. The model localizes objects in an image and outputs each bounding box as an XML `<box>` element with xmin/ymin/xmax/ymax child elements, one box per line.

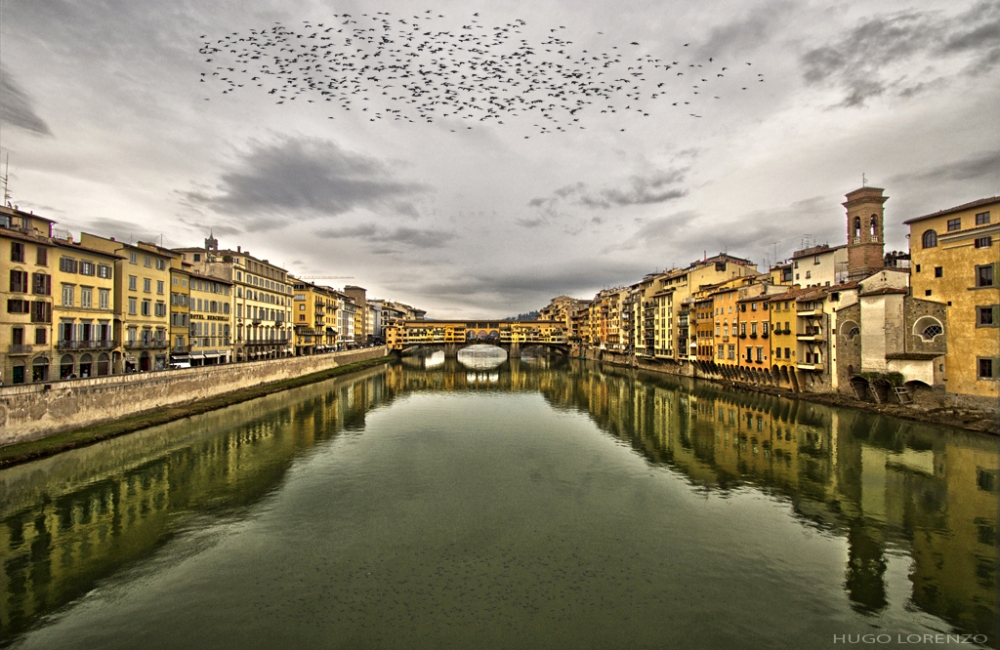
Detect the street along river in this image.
<box><xmin>0</xmin><ymin>355</ymin><xmax>996</xmax><ymax>649</ymax></box>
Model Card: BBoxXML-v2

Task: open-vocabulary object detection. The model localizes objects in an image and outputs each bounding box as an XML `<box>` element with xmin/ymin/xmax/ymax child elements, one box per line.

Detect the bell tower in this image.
<box><xmin>843</xmin><ymin>186</ymin><xmax>887</xmax><ymax>280</ymax></box>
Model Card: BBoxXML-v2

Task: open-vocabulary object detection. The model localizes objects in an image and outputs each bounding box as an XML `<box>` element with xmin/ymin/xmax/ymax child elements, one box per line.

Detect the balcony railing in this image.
<box><xmin>57</xmin><ymin>339</ymin><xmax>116</xmax><ymax>350</ymax></box>
<box><xmin>8</xmin><ymin>344</ymin><xmax>32</xmax><ymax>354</ymax></box>
<box><xmin>125</xmin><ymin>339</ymin><xmax>168</xmax><ymax>349</ymax></box>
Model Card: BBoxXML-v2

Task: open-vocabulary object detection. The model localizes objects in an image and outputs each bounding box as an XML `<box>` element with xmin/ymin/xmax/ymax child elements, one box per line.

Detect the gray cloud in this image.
<box><xmin>400</xmin><ymin>259</ymin><xmax>654</xmax><ymax>312</ymax></box>
<box><xmin>1</xmin><ymin>66</ymin><xmax>51</xmax><ymax>136</ymax></box>
<box><xmin>186</xmin><ymin>137</ymin><xmax>424</xmax><ymax>227</ymax></box>
<box><xmin>528</xmin><ymin>168</ymin><xmax>688</xmax><ymax>214</ymax></box>
<box><xmin>801</xmin><ymin>3</ymin><xmax>1000</xmax><ymax>107</ymax></box>
<box><xmin>316</xmin><ymin>224</ymin><xmax>456</xmax><ymax>249</ymax></box>
<box><xmin>609</xmin><ymin>197</ymin><xmax>837</xmax><ymax>264</ymax></box>
<box><xmin>888</xmin><ymin>150</ymin><xmax>1000</xmax><ymax>184</ymax></box>
<box><xmin>695</xmin><ymin>1</ymin><xmax>794</xmax><ymax>60</ymax></box>
<box><xmin>76</xmin><ymin>217</ymin><xmax>176</xmax><ymax>247</ymax></box>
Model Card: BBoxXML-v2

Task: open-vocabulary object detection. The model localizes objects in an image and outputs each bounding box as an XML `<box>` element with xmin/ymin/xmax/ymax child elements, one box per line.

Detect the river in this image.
<box><xmin>0</xmin><ymin>354</ymin><xmax>996</xmax><ymax>649</ymax></box>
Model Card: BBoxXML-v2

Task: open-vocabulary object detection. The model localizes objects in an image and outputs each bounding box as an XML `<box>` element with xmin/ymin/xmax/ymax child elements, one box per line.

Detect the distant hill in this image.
<box><xmin>503</xmin><ymin>311</ymin><xmax>539</xmax><ymax>321</ymax></box>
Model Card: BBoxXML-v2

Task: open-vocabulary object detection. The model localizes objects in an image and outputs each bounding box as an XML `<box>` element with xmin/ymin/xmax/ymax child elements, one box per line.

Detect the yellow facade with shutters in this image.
<box><xmin>80</xmin><ymin>234</ymin><xmax>174</xmax><ymax>372</ymax></box>
<box><xmin>51</xmin><ymin>239</ymin><xmax>120</xmax><ymax>379</ymax></box>
<box><xmin>906</xmin><ymin>197</ymin><xmax>1000</xmax><ymax>399</ymax></box>
<box><xmin>0</xmin><ymin>208</ymin><xmax>56</xmax><ymax>384</ymax></box>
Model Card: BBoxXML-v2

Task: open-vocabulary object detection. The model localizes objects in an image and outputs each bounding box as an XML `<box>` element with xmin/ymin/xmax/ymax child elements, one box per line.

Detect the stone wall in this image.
<box><xmin>0</xmin><ymin>347</ymin><xmax>388</xmax><ymax>446</ymax></box>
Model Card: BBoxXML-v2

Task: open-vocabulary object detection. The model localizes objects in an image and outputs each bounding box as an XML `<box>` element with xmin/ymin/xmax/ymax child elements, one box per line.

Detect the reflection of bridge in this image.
<box><xmin>385</xmin><ymin>320</ymin><xmax>569</xmax><ymax>357</ymax></box>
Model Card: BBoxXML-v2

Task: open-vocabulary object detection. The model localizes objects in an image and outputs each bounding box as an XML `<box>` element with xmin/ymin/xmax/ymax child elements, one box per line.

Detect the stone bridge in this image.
<box><xmin>385</xmin><ymin>320</ymin><xmax>570</xmax><ymax>358</ymax></box>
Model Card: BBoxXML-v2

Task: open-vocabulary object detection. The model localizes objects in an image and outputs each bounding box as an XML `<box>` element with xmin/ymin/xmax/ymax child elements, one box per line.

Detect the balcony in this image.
<box><xmin>797</xmin><ymin>362</ymin><xmax>825</xmax><ymax>372</ymax></box>
<box><xmin>125</xmin><ymin>339</ymin><xmax>168</xmax><ymax>349</ymax></box>
<box><xmin>58</xmin><ymin>339</ymin><xmax>116</xmax><ymax>351</ymax></box>
<box><xmin>797</xmin><ymin>328</ymin><xmax>824</xmax><ymax>342</ymax></box>
<box><xmin>8</xmin><ymin>344</ymin><xmax>32</xmax><ymax>355</ymax></box>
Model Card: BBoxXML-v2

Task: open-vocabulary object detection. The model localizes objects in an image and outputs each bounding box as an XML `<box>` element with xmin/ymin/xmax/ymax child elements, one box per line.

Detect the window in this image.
<box><xmin>144</xmin><ymin>278</ymin><xmax>151</xmax><ymax>293</ymax></box>
<box><xmin>934</xmin><ymin>267</ymin><xmax>943</xmax><ymax>278</ymax></box>
<box><xmin>81</xmin><ymin>287</ymin><xmax>93</xmax><ymax>308</ymax></box>
<box><xmin>79</xmin><ymin>261</ymin><xmax>95</xmax><ymax>276</ymax></box>
<box><xmin>141</xmin><ymin>300</ymin><xmax>151</xmax><ymax>316</ymax></box>
<box><xmin>785</xmin><ymin>347</ymin><xmax>791</xmax><ymax>358</ymax></box>
<box><xmin>976</xmin><ymin>265</ymin><xmax>995</xmax><ymax>287</ymax></box>
<box><xmin>193</xmin><ymin>253</ymin><xmax>201</xmax><ymax>262</ymax></box>
<box><xmin>129</xmin><ymin>275</ymin><xmax>138</xmax><ymax>291</ymax></box>
<box><xmin>975</xmin><ymin>237</ymin><xmax>992</xmax><ymax>249</ymax></box>
<box><xmin>61</xmin><ymin>284</ymin><xmax>74</xmax><ymax>306</ymax></box>
<box><xmin>59</xmin><ymin>257</ymin><xmax>78</xmax><ymax>273</ymax></box>
<box><xmin>36</xmin><ymin>248</ymin><xmax>48</xmax><ymax>266</ymax></box>
<box><xmin>947</xmin><ymin>218</ymin><xmax>961</xmax><ymax>231</ymax></box>
<box><xmin>977</xmin><ymin>306</ymin><xmax>998</xmax><ymax>327</ymax></box>
<box><xmin>35</xmin><ymin>327</ymin><xmax>47</xmax><ymax>344</ymax></box>
<box><xmin>922</xmin><ymin>324</ymin><xmax>943</xmax><ymax>340</ymax></box>
<box><xmin>128</xmin><ymin>297</ymin><xmax>137</xmax><ymax>315</ymax></box>
<box><xmin>805</xmin><ymin>270</ymin><xmax>811</xmax><ymax>279</ymax></box>
<box><xmin>144</xmin><ymin>255</ymin><xmax>151</xmax><ymax>267</ymax></box>
<box><xmin>157</xmin><ymin>280</ymin><xmax>164</xmax><ymax>294</ymax></box>
<box><xmin>155</xmin><ymin>302</ymin><xmax>167</xmax><ymax>317</ymax></box>
<box><xmin>7</xmin><ymin>299</ymin><xmax>29</xmax><ymax>313</ymax></box>
<box><xmin>755</xmin><ymin>347</ymin><xmax>763</xmax><ymax>363</ymax></box>
<box><xmin>97</xmin><ymin>264</ymin><xmax>112</xmax><ymax>279</ymax></box>
<box><xmin>976</xmin><ymin>211</ymin><xmax>991</xmax><ymax>225</ymax></box>
<box><xmin>129</xmin><ymin>251</ymin><xmax>137</xmax><ymax>264</ymax></box>
<box><xmin>11</xmin><ymin>242</ymin><xmax>24</xmax><ymax>262</ymax></box>
<box><xmin>978</xmin><ymin>358</ymin><xmax>995</xmax><ymax>380</ymax></box>
<box><xmin>32</xmin><ymin>273</ymin><xmax>50</xmax><ymax>295</ymax></box>
<box><xmin>99</xmin><ymin>289</ymin><xmax>110</xmax><ymax>310</ymax></box>
<box><xmin>922</xmin><ymin>230</ymin><xmax>938</xmax><ymax>248</ymax></box>
<box><xmin>156</xmin><ymin>258</ymin><xmax>166</xmax><ymax>270</ymax></box>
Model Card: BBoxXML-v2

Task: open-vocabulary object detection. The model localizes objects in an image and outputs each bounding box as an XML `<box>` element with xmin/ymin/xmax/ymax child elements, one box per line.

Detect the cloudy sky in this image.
<box><xmin>1</xmin><ymin>0</ymin><xmax>997</xmax><ymax>318</ymax></box>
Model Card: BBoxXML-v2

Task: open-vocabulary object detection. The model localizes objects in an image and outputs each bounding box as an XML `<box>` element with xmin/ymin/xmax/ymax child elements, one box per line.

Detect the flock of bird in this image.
<box><xmin>200</xmin><ymin>11</ymin><xmax>766</xmax><ymax>135</ymax></box>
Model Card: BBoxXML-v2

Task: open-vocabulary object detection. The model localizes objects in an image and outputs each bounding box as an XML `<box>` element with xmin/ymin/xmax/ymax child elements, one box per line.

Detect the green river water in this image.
<box><xmin>0</xmin><ymin>353</ymin><xmax>996</xmax><ymax>649</ymax></box>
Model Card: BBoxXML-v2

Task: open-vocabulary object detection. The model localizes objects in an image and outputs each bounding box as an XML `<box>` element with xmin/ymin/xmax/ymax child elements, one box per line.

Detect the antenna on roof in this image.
<box><xmin>1</xmin><ymin>153</ymin><xmax>9</xmax><ymax>206</ymax></box>
<box><xmin>862</xmin><ymin>172</ymin><xmax>867</xmax><ymax>187</ymax></box>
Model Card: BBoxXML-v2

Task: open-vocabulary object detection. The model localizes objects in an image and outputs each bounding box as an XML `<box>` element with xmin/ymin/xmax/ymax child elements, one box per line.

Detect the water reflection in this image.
<box><xmin>0</xmin><ymin>358</ymin><xmax>995</xmax><ymax>648</ymax></box>
<box><xmin>456</xmin><ymin>344</ymin><xmax>507</xmax><ymax>370</ymax></box>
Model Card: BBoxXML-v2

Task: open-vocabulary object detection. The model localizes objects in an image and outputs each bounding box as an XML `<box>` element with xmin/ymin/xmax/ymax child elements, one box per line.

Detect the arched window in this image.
<box><xmin>870</xmin><ymin>215</ymin><xmax>878</xmax><ymax>240</ymax></box>
<box><xmin>913</xmin><ymin>316</ymin><xmax>945</xmax><ymax>342</ymax></box>
<box><xmin>60</xmin><ymin>354</ymin><xmax>75</xmax><ymax>379</ymax></box>
<box><xmin>922</xmin><ymin>230</ymin><xmax>938</xmax><ymax>248</ymax></box>
<box><xmin>840</xmin><ymin>320</ymin><xmax>860</xmax><ymax>340</ymax></box>
<box><xmin>853</xmin><ymin>216</ymin><xmax>861</xmax><ymax>240</ymax></box>
<box><xmin>97</xmin><ymin>353</ymin><xmax>110</xmax><ymax>376</ymax></box>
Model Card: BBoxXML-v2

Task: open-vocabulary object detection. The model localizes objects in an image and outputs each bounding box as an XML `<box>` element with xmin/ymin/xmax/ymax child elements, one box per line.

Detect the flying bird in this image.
<box><xmin>199</xmin><ymin>11</ymin><xmax>765</xmax><ymax>132</ymax></box>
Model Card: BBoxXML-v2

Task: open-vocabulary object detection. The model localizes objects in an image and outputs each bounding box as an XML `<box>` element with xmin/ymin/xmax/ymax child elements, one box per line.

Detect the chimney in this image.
<box><xmin>237</xmin><ymin>246</ymin><xmax>241</xmax><ymax>253</ymax></box>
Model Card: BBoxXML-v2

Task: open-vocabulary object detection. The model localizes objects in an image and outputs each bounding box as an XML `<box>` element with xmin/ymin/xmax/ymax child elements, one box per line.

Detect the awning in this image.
<box><xmin>190</xmin><ymin>353</ymin><xmax>206</xmax><ymax>359</ymax></box>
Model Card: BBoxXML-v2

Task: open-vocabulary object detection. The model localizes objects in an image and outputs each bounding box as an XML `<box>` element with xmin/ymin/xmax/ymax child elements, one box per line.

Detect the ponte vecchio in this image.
<box><xmin>385</xmin><ymin>320</ymin><xmax>569</xmax><ymax>357</ymax></box>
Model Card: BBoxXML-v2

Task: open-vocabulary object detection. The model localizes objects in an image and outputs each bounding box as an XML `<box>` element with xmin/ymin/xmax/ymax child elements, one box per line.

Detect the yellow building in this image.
<box><xmin>174</xmin><ymin>236</ymin><xmax>294</xmax><ymax>361</ymax></box>
<box><xmin>712</xmin><ymin>286</ymin><xmax>739</xmax><ymax>367</ymax></box>
<box><xmin>80</xmin><ymin>234</ymin><xmax>175</xmax><ymax>372</ymax></box>
<box><xmin>187</xmin><ymin>271</ymin><xmax>233</xmax><ymax>365</ymax></box>
<box><xmin>0</xmin><ymin>207</ymin><xmax>55</xmax><ymax>384</ymax></box>
<box><xmin>51</xmin><ymin>237</ymin><xmax>120</xmax><ymax>379</ymax></box>
<box><xmin>905</xmin><ymin>197</ymin><xmax>999</xmax><ymax>401</ymax></box>
<box><xmin>292</xmin><ymin>280</ymin><xmax>339</xmax><ymax>355</ymax></box>
<box><xmin>168</xmin><ymin>262</ymin><xmax>191</xmax><ymax>365</ymax></box>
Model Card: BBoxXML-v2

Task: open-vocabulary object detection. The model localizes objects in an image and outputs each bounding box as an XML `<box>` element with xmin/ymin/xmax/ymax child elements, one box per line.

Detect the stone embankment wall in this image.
<box><xmin>0</xmin><ymin>347</ymin><xmax>388</xmax><ymax>446</ymax></box>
